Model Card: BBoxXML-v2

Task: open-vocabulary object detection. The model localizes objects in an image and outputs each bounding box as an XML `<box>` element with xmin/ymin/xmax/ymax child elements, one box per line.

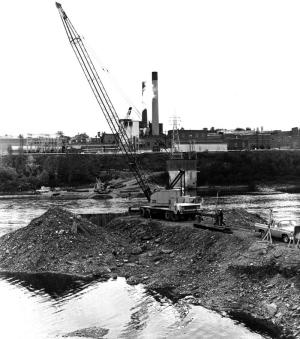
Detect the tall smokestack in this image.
<box><xmin>152</xmin><ymin>71</ymin><xmax>159</xmax><ymax>136</ymax></box>
<box><xmin>141</xmin><ymin>81</ymin><xmax>148</xmax><ymax>128</ymax></box>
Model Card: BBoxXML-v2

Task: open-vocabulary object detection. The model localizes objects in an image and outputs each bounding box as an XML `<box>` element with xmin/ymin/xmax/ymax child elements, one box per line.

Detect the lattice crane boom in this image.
<box><xmin>55</xmin><ymin>2</ymin><xmax>152</xmax><ymax>201</ymax></box>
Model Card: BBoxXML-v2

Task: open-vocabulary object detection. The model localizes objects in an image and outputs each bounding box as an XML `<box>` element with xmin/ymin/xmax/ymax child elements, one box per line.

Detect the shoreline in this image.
<box><xmin>2</xmin><ymin>181</ymin><xmax>300</xmax><ymax>200</ymax></box>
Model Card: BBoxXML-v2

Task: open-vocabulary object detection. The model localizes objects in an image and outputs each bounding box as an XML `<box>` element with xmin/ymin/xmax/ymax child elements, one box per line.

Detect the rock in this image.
<box><xmin>125</xmin><ymin>263</ymin><xmax>137</xmax><ymax>267</ymax></box>
<box><xmin>141</xmin><ymin>234</ymin><xmax>153</xmax><ymax>241</ymax></box>
<box><xmin>102</xmin><ymin>266</ymin><xmax>111</xmax><ymax>273</ymax></box>
<box><xmin>154</xmin><ymin>256</ymin><xmax>161</xmax><ymax>262</ymax></box>
<box><xmin>264</xmin><ymin>303</ymin><xmax>277</xmax><ymax>317</ymax></box>
<box><xmin>131</xmin><ymin>246</ymin><xmax>143</xmax><ymax>255</ymax></box>
<box><xmin>110</xmin><ymin>273</ymin><xmax>118</xmax><ymax>280</ymax></box>
<box><xmin>63</xmin><ymin>326</ymin><xmax>109</xmax><ymax>338</ymax></box>
<box><xmin>93</xmin><ymin>266</ymin><xmax>111</xmax><ymax>276</ymax></box>
<box><xmin>127</xmin><ymin>276</ymin><xmax>138</xmax><ymax>285</ymax></box>
<box><xmin>161</xmin><ymin>249</ymin><xmax>173</xmax><ymax>254</ymax></box>
<box><xmin>266</xmin><ymin>283</ymin><xmax>274</xmax><ymax>289</ymax></box>
<box><xmin>249</xmin><ymin>242</ymin><xmax>269</xmax><ymax>253</ymax></box>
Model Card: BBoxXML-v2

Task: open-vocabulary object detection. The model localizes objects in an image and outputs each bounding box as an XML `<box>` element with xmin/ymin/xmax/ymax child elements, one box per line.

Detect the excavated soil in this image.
<box><xmin>0</xmin><ymin>207</ymin><xmax>300</xmax><ymax>338</ymax></box>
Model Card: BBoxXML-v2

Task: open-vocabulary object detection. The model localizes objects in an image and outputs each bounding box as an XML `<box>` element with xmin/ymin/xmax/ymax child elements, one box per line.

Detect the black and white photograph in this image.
<box><xmin>0</xmin><ymin>1</ymin><xmax>300</xmax><ymax>338</ymax></box>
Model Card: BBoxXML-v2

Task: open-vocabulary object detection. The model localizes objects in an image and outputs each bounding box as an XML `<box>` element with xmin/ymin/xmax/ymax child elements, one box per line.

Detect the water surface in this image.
<box><xmin>0</xmin><ymin>274</ymin><xmax>266</xmax><ymax>339</ymax></box>
<box><xmin>1</xmin><ymin>193</ymin><xmax>300</xmax><ymax>236</ymax></box>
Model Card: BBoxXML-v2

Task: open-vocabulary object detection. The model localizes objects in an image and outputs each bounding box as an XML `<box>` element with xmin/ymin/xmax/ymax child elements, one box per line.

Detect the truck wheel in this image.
<box><xmin>144</xmin><ymin>209</ymin><xmax>150</xmax><ymax>218</ymax></box>
<box><xmin>140</xmin><ymin>208</ymin><xmax>145</xmax><ymax>217</ymax></box>
<box><xmin>165</xmin><ymin>211</ymin><xmax>171</xmax><ymax>221</ymax></box>
<box><xmin>171</xmin><ymin>212</ymin><xmax>179</xmax><ymax>222</ymax></box>
<box><xmin>282</xmin><ymin>234</ymin><xmax>290</xmax><ymax>243</ymax></box>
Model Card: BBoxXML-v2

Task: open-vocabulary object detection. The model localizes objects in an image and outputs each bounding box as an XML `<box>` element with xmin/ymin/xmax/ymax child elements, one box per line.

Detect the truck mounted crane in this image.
<box><xmin>55</xmin><ymin>3</ymin><xmax>201</xmax><ymax>221</ymax></box>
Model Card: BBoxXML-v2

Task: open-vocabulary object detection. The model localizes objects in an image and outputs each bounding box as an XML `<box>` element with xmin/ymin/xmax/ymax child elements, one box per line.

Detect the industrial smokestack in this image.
<box><xmin>142</xmin><ymin>109</ymin><xmax>147</xmax><ymax>128</ymax></box>
<box><xmin>142</xmin><ymin>81</ymin><xmax>146</xmax><ymax>101</ymax></box>
<box><xmin>151</xmin><ymin>71</ymin><xmax>159</xmax><ymax>136</ymax></box>
<box><xmin>141</xmin><ymin>81</ymin><xmax>148</xmax><ymax>128</ymax></box>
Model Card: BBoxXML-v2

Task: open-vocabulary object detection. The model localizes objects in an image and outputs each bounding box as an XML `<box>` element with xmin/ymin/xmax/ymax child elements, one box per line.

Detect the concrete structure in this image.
<box><xmin>166</xmin><ymin>159</ymin><xmax>197</xmax><ymax>190</ymax></box>
<box><xmin>166</xmin><ymin>129</ymin><xmax>227</xmax><ymax>152</ymax></box>
<box><xmin>151</xmin><ymin>71</ymin><xmax>159</xmax><ymax>136</ymax></box>
<box><xmin>176</xmin><ymin>143</ymin><xmax>228</xmax><ymax>152</ymax></box>
<box><xmin>0</xmin><ymin>136</ymin><xmax>20</xmax><ymax>154</ymax></box>
<box><xmin>26</xmin><ymin>134</ymin><xmax>65</xmax><ymax>153</ymax></box>
<box><xmin>224</xmin><ymin>130</ymin><xmax>292</xmax><ymax>150</ymax></box>
<box><xmin>101</xmin><ymin>133</ymin><xmax>117</xmax><ymax>144</ymax></box>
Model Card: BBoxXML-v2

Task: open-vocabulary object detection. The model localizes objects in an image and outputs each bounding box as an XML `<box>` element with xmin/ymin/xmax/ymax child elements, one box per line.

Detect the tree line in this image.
<box><xmin>1</xmin><ymin>151</ymin><xmax>300</xmax><ymax>192</ymax></box>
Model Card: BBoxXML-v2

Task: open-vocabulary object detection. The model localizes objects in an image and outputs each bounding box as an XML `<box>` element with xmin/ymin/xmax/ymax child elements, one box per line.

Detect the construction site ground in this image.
<box><xmin>0</xmin><ymin>207</ymin><xmax>299</xmax><ymax>338</ymax></box>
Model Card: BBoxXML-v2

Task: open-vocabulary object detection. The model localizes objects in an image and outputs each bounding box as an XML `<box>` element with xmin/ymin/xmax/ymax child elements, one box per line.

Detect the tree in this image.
<box><xmin>7</xmin><ymin>145</ymin><xmax>13</xmax><ymax>155</ymax></box>
<box><xmin>72</xmin><ymin>133</ymin><xmax>89</xmax><ymax>144</ymax></box>
<box><xmin>18</xmin><ymin>134</ymin><xmax>24</xmax><ymax>154</ymax></box>
<box><xmin>56</xmin><ymin>131</ymin><xmax>64</xmax><ymax>138</ymax></box>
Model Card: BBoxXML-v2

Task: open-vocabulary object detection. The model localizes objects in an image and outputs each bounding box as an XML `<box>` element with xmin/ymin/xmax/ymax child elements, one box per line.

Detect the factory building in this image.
<box><xmin>166</xmin><ymin>129</ymin><xmax>228</xmax><ymax>152</ymax></box>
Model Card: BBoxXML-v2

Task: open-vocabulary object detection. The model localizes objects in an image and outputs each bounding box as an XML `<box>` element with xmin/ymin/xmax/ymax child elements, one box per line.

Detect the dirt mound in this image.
<box><xmin>225</xmin><ymin>208</ymin><xmax>266</xmax><ymax>229</ymax></box>
<box><xmin>0</xmin><ymin>207</ymin><xmax>119</xmax><ymax>277</ymax></box>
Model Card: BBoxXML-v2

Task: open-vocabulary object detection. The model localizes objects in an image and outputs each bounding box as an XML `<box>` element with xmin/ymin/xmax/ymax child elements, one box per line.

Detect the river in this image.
<box><xmin>1</xmin><ymin>192</ymin><xmax>300</xmax><ymax>237</ymax></box>
<box><xmin>1</xmin><ymin>193</ymin><xmax>299</xmax><ymax>338</ymax></box>
<box><xmin>0</xmin><ymin>273</ymin><xmax>266</xmax><ymax>339</ymax></box>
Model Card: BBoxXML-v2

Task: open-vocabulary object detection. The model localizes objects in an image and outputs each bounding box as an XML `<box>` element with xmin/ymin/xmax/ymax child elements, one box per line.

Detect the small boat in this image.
<box><xmin>36</xmin><ymin>186</ymin><xmax>51</xmax><ymax>194</ymax></box>
<box><xmin>90</xmin><ymin>193</ymin><xmax>113</xmax><ymax>200</ymax></box>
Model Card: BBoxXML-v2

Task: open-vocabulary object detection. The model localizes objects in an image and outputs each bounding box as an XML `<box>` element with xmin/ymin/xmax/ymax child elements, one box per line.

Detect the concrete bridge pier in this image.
<box><xmin>166</xmin><ymin>159</ymin><xmax>197</xmax><ymax>192</ymax></box>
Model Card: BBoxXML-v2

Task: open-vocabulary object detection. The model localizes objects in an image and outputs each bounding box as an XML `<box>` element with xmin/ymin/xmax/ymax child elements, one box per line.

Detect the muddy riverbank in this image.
<box><xmin>0</xmin><ymin>207</ymin><xmax>299</xmax><ymax>338</ymax></box>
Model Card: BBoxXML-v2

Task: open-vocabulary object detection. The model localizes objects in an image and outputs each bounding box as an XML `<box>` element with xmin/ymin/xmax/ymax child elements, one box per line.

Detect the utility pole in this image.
<box><xmin>169</xmin><ymin>115</ymin><xmax>182</xmax><ymax>159</ymax></box>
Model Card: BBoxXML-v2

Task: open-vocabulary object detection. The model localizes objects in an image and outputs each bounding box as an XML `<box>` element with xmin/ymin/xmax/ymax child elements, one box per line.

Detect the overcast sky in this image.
<box><xmin>1</xmin><ymin>0</ymin><xmax>300</xmax><ymax>137</ymax></box>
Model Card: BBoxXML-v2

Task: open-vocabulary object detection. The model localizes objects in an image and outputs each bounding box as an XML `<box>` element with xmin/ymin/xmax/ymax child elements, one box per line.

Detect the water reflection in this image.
<box><xmin>0</xmin><ymin>272</ymin><xmax>93</xmax><ymax>300</ymax></box>
<box><xmin>0</xmin><ymin>274</ymin><xmax>266</xmax><ymax>339</ymax></box>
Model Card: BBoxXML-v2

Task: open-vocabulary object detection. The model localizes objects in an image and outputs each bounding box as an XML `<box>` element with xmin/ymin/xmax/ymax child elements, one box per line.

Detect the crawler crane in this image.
<box><xmin>55</xmin><ymin>3</ymin><xmax>201</xmax><ymax>221</ymax></box>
